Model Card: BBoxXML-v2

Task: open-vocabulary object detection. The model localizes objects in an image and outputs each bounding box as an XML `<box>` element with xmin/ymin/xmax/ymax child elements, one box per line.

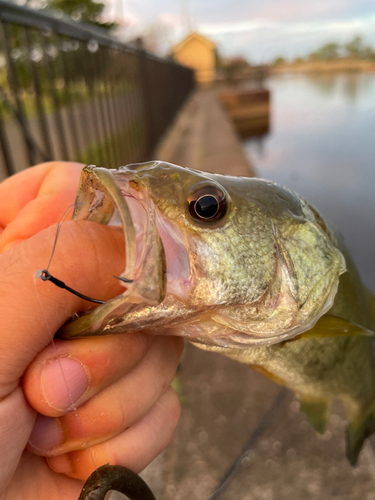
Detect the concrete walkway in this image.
<box><xmin>155</xmin><ymin>89</ymin><xmax>254</xmax><ymax>177</ymax></box>
<box><xmin>136</xmin><ymin>89</ymin><xmax>375</xmax><ymax>500</ymax></box>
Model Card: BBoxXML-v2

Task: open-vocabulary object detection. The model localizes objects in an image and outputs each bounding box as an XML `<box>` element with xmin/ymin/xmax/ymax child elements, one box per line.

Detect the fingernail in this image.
<box><xmin>28</xmin><ymin>414</ymin><xmax>63</xmax><ymax>451</ymax></box>
<box><xmin>41</xmin><ymin>357</ymin><xmax>89</xmax><ymax>411</ymax></box>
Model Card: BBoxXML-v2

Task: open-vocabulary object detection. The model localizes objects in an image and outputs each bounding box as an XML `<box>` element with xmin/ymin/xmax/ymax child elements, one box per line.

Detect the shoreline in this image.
<box><xmin>271</xmin><ymin>58</ymin><xmax>375</xmax><ymax>75</ymax></box>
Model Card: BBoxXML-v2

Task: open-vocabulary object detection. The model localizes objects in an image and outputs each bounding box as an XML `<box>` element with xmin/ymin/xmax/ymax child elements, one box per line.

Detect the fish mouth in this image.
<box><xmin>58</xmin><ymin>165</ymin><xmax>168</xmax><ymax>337</ymax></box>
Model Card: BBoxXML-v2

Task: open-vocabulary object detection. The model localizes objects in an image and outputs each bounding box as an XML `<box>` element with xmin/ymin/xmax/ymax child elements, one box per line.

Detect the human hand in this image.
<box><xmin>0</xmin><ymin>162</ymin><xmax>183</xmax><ymax>500</ymax></box>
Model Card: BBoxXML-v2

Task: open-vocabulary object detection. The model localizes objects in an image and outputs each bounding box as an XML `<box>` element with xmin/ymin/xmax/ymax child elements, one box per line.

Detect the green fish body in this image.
<box><xmin>58</xmin><ymin>162</ymin><xmax>375</xmax><ymax>464</ymax></box>
<box><xmin>199</xmin><ymin>254</ymin><xmax>375</xmax><ymax>465</ymax></box>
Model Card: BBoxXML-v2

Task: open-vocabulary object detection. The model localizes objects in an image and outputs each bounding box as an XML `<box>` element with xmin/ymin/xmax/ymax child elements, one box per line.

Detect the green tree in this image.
<box><xmin>316</xmin><ymin>42</ymin><xmax>340</xmax><ymax>60</ymax></box>
<box><xmin>345</xmin><ymin>36</ymin><xmax>365</xmax><ymax>58</ymax></box>
<box><xmin>273</xmin><ymin>56</ymin><xmax>285</xmax><ymax>65</ymax></box>
<box><xmin>363</xmin><ymin>45</ymin><xmax>375</xmax><ymax>60</ymax></box>
<box><xmin>46</xmin><ymin>0</ymin><xmax>115</xmax><ymax>29</ymax></box>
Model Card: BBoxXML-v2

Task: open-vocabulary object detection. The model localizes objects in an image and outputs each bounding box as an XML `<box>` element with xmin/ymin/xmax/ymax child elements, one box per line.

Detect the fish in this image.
<box><xmin>58</xmin><ymin>161</ymin><xmax>375</xmax><ymax>471</ymax></box>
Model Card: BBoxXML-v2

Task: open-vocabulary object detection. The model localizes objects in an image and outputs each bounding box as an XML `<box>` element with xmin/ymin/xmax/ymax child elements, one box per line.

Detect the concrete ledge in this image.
<box><xmin>155</xmin><ymin>89</ymin><xmax>255</xmax><ymax>177</ymax></box>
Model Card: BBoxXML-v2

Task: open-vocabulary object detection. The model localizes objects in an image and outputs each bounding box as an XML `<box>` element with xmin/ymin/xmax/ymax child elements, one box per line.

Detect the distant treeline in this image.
<box><xmin>273</xmin><ymin>36</ymin><xmax>375</xmax><ymax>65</ymax></box>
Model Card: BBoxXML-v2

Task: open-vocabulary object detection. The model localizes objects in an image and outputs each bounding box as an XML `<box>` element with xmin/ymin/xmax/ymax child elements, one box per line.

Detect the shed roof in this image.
<box><xmin>173</xmin><ymin>32</ymin><xmax>216</xmax><ymax>53</ymax></box>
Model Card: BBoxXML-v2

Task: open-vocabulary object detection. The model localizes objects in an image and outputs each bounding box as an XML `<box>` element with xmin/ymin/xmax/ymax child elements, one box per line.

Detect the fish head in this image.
<box><xmin>58</xmin><ymin>162</ymin><xmax>346</xmax><ymax>347</ymax></box>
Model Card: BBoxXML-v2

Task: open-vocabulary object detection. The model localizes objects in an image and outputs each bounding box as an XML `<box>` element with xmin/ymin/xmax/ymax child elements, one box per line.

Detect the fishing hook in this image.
<box><xmin>39</xmin><ymin>269</ymin><xmax>106</xmax><ymax>304</ymax></box>
<box><xmin>38</xmin><ymin>270</ymin><xmax>134</xmax><ymax>304</ymax></box>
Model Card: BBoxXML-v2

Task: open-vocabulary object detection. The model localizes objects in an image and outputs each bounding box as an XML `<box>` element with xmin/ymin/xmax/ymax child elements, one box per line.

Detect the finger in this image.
<box><xmin>27</xmin><ymin>336</ymin><xmax>183</xmax><ymax>455</ymax></box>
<box><xmin>0</xmin><ymin>162</ymin><xmax>59</xmax><ymax>226</ymax></box>
<box><xmin>47</xmin><ymin>387</ymin><xmax>180</xmax><ymax>479</ymax></box>
<box><xmin>0</xmin><ymin>220</ymin><xmax>125</xmax><ymax>398</ymax></box>
<box><xmin>0</xmin><ymin>162</ymin><xmax>84</xmax><ymax>253</ymax></box>
<box><xmin>23</xmin><ymin>333</ymin><xmax>152</xmax><ymax>416</ymax></box>
<box><xmin>0</xmin><ymin>387</ymin><xmax>36</xmax><ymax>495</ymax></box>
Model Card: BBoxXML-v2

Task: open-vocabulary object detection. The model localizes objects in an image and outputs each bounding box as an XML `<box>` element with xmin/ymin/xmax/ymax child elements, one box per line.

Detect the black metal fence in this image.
<box><xmin>0</xmin><ymin>1</ymin><xmax>195</xmax><ymax>179</ymax></box>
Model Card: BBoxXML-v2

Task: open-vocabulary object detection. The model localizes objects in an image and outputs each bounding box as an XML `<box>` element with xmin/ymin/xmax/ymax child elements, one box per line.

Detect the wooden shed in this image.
<box><xmin>172</xmin><ymin>32</ymin><xmax>216</xmax><ymax>85</ymax></box>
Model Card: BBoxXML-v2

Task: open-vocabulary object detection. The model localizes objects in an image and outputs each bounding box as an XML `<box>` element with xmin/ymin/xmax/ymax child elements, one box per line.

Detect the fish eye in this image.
<box><xmin>187</xmin><ymin>183</ymin><xmax>228</xmax><ymax>222</ymax></box>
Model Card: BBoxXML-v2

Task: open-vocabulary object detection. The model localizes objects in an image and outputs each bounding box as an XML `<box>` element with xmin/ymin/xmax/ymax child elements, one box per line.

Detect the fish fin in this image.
<box><xmin>299</xmin><ymin>397</ymin><xmax>331</xmax><ymax>434</ymax></box>
<box><xmin>366</xmin><ymin>288</ymin><xmax>375</xmax><ymax>332</ymax></box>
<box><xmin>346</xmin><ymin>400</ymin><xmax>375</xmax><ymax>466</ymax></box>
<box><xmin>293</xmin><ymin>314</ymin><xmax>374</xmax><ymax>341</ymax></box>
<box><xmin>249</xmin><ymin>364</ymin><xmax>286</xmax><ymax>387</ymax></box>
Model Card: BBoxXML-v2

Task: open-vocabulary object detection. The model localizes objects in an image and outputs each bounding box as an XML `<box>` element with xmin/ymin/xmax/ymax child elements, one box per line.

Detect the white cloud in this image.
<box><xmin>198</xmin><ymin>14</ymin><xmax>375</xmax><ymax>62</ymax></box>
<box><xmin>200</xmin><ymin>15</ymin><xmax>375</xmax><ymax>36</ymax></box>
<box><xmin>101</xmin><ymin>0</ymin><xmax>375</xmax><ymax>62</ymax></box>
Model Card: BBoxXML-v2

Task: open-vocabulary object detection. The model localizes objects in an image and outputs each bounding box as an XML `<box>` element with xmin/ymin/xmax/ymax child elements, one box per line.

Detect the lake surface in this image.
<box><xmin>243</xmin><ymin>73</ymin><xmax>375</xmax><ymax>294</ymax></box>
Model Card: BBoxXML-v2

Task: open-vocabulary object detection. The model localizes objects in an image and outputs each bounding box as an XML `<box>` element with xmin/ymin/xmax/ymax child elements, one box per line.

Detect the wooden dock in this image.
<box><xmin>220</xmin><ymin>88</ymin><xmax>270</xmax><ymax>138</ymax></box>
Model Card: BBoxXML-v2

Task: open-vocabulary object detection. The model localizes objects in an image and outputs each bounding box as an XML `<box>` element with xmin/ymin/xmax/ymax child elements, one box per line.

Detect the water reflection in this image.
<box><xmin>301</xmin><ymin>73</ymin><xmax>375</xmax><ymax>105</ymax></box>
<box><xmin>244</xmin><ymin>73</ymin><xmax>375</xmax><ymax>293</ymax></box>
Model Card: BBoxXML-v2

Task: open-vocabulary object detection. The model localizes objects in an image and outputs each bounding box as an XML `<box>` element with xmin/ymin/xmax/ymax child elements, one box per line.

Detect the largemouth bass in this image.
<box><xmin>58</xmin><ymin>161</ymin><xmax>375</xmax><ymax>467</ymax></box>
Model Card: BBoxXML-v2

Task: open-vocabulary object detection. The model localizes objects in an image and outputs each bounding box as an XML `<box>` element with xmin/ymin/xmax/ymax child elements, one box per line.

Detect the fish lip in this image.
<box><xmin>73</xmin><ymin>165</ymin><xmax>138</xmax><ymax>282</ymax></box>
<box><xmin>73</xmin><ymin>164</ymin><xmax>167</xmax><ymax>304</ymax></box>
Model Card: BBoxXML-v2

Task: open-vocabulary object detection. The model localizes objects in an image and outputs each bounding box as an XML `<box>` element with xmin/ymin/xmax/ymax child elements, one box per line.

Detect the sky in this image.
<box><xmin>103</xmin><ymin>0</ymin><xmax>375</xmax><ymax>63</ymax></box>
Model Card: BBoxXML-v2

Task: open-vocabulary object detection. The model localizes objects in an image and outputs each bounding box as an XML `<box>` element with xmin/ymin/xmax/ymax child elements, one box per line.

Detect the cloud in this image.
<box><xmin>246</xmin><ymin>0</ymin><xmax>350</xmax><ymax>22</ymax></box>
<box><xmin>200</xmin><ymin>15</ymin><xmax>375</xmax><ymax>36</ymax></box>
<box><xmin>198</xmin><ymin>14</ymin><xmax>375</xmax><ymax>62</ymax></box>
<box><xmin>103</xmin><ymin>0</ymin><xmax>375</xmax><ymax>61</ymax></box>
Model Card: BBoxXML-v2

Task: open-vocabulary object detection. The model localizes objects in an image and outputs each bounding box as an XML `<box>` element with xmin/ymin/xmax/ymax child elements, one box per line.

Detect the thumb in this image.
<box><xmin>0</xmin><ymin>220</ymin><xmax>125</xmax><ymax>398</ymax></box>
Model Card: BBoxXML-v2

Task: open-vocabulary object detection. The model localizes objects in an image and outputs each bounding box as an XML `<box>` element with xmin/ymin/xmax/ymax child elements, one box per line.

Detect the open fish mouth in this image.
<box><xmin>58</xmin><ymin>165</ymin><xmax>168</xmax><ymax>337</ymax></box>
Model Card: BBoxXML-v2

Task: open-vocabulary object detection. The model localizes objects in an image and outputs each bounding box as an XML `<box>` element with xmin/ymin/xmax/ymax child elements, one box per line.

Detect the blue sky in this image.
<box><xmin>105</xmin><ymin>0</ymin><xmax>375</xmax><ymax>62</ymax></box>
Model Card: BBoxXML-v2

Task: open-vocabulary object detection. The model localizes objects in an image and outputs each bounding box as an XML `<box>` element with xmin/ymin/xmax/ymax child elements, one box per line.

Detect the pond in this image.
<box><xmin>243</xmin><ymin>73</ymin><xmax>375</xmax><ymax>294</ymax></box>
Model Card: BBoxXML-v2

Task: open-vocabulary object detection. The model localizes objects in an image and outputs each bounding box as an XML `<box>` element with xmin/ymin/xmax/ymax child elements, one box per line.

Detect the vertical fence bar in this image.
<box><xmin>1</xmin><ymin>22</ymin><xmax>36</xmax><ymax>166</ymax></box>
<box><xmin>0</xmin><ymin>101</ymin><xmax>15</xmax><ymax>176</ymax></box>
<box><xmin>138</xmin><ymin>52</ymin><xmax>153</xmax><ymax>157</ymax></box>
<box><xmin>59</xmin><ymin>35</ymin><xmax>81</xmax><ymax>159</ymax></box>
<box><xmin>99</xmin><ymin>45</ymin><xmax>120</xmax><ymax>167</ymax></box>
<box><xmin>81</xmin><ymin>41</ymin><xmax>106</xmax><ymax>166</ymax></box>
<box><xmin>131</xmin><ymin>51</ymin><xmax>147</xmax><ymax>161</ymax></box>
<box><xmin>118</xmin><ymin>50</ymin><xmax>136</xmax><ymax>164</ymax></box>
<box><xmin>105</xmin><ymin>46</ymin><xmax>123</xmax><ymax>166</ymax></box>
<box><xmin>89</xmin><ymin>41</ymin><xmax>113</xmax><ymax>167</ymax></box>
<box><xmin>125</xmin><ymin>51</ymin><xmax>140</xmax><ymax>162</ymax></box>
<box><xmin>41</xmin><ymin>34</ymin><xmax>69</xmax><ymax>160</ymax></box>
<box><xmin>24</xmin><ymin>27</ymin><xmax>53</xmax><ymax>161</ymax></box>
<box><xmin>69</xmin><ymin>40</ymin><xmax>98</xmax><ymax>165</ymax></box>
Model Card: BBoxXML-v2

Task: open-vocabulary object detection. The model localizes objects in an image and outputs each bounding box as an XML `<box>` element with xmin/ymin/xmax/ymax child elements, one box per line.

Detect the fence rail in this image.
<box><xmin>0</xmin><ymin>0</ymin><xmax>195</xmax><ymax>178</ymax></box>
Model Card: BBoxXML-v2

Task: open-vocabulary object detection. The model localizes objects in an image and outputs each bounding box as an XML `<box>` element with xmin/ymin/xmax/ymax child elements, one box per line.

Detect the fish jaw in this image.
<box><xmin>58</xmin><ymin>165</ymin><xmax>192</xmax><ymax>339</ymax></box>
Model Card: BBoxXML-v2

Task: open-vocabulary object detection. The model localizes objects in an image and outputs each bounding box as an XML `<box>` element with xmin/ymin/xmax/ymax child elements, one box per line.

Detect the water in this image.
<box><xmin>243</xmin><ymin>73</ymin><xmax>375</xmax><ymax>294</ymax></box>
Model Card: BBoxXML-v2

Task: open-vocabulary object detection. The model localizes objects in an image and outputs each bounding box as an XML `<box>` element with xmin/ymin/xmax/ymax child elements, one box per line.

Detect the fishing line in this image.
<box><xmin>38</xmin><ymin>202</ymin><xmax>108</xmax><ymax>305</ymax></box>
<box><xmin>45</xmin><ymin>204</ymin><xmax>76</xmax><ymax>272</ymax></box>
<box><xmin>206</xmin><ymin>387</ymin><xmax>289</xmax><ymax>500</ymax></box>
<box><xmin>33</xmin><ymin>205</ymin><xmax>101</xmax><ymax>480</ymax></box>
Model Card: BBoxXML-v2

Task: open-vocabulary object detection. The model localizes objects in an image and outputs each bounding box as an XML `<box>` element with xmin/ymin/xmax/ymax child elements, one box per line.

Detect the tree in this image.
<box><xmin>345</xmin><ymin>36</ymin><xmax>365</xmax><ymax>58</ymax></box>
<box><xmin>46</xmin><ymin>0</ymin><xmax>115</xmax><ymax>30</ymax></box>
<box><xmin>273</xmin><ymin>56</ymin><xmax>285</xmax><ymax>65</ymax></box>
<box><xmin>363</xmin><ymin>45</ymin><xmax>375</xmax><ymax>60</ymax></box>
<box><xmin>315</xmin><ymin>42</ymin><xmax>340</xmax><ymax>60</ymax></box>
